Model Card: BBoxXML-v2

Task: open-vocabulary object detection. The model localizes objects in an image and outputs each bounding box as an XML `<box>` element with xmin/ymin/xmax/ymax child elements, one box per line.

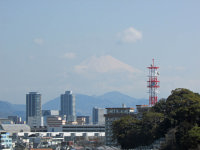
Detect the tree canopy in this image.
<box><xmin>112</xmin><ymin>88</ymin><xmax>200</xmax><ymax>149</ymax></box>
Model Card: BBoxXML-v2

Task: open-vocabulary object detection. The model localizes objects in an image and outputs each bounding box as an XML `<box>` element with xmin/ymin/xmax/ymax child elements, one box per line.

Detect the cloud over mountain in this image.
<box><xmin>74</xmin><ymin>55</ymin><xmax>140</xmax><ymax>74</ymax></box>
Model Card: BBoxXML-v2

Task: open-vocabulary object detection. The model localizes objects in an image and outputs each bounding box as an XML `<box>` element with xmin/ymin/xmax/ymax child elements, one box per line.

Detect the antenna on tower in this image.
<box><xmin>147</xmin><ymin>59</ymin><xmax>160</xmax><ymax>106</ymax></box>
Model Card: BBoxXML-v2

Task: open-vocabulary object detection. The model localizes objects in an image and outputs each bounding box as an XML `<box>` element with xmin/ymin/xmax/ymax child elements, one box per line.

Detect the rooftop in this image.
<box><xmin>1</xmin><ymin>124</ymin><xmax>31</xmax><ymax>133</ymax></box>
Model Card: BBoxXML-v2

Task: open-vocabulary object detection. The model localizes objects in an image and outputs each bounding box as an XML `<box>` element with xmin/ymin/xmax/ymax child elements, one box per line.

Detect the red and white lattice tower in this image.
<box><xmin>147</xmin><ymin>59</ymin><xmax>160</xmax><ymax>106</ymax></box>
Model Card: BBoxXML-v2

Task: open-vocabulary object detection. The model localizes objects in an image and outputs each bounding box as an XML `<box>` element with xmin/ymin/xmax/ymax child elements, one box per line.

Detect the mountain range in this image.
<box><xmin>0</xmin><ymin>91</ymin><xmax>148</xmax><ymax>120</ymax></box>
<box><xmin>0</xmin><ymin>101</ymin><xmax>25</xmax><ymax>119</ymax></box>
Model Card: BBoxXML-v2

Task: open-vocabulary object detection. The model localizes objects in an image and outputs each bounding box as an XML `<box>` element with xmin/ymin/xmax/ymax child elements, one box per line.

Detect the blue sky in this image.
<box><xmin>0</xmin><ymin>1</ymin><xmax>200</xmax><ymax>104</ymax></box>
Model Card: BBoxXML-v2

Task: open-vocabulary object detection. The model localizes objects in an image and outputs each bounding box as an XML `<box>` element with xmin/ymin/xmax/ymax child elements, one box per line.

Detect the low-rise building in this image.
<box><xmin>0</xmin><ymin>118</ymin><xmax>13</xmax><ymax>124</ymax></box>
<box><xmin>0</xmin><ymin>131</ymin><xmax>12</xmax><ymax>150</ymax></box>
<box><xmin>104</xmin><ymin>106</ymin><xmax>135</xmax><ymax>146</ymax></box>
<box><xmin>31</xmin><ymin>126</ymin><xmax>47</xmax><ymax>132</ymax></box>
<box><xmin>0</xmin><ymin>124</ymin><xmax>31</xmax><ymax>135</ymax></box>
<box><xmin>76</xmin><ymin>117</ymin><xmax>86</xmax><ymax>125</ymax></box>
<box><xmin>62</xmin><ymin>125</ymin><xmax>105</xmax><ymax>132</ymax></box>
<box><xmin>77</xmin><ymin>116</ymin><xmax>91</xmax><ymax>125</ymax></box>
<box><xmin>66</xmin><ymin>121</ymin><xmax>78</xmax><ymax>125</ymax></box>
<box><xmin>16</xmin><ymin>131</ymin><xmax>105</xmax><ymax>149</ymax></box>
<box><xmin>8</xmin><ymin>116</ymin><xmax>22</xmax><ymax>124</ymax></box>
<box><xmin>136</xmin><ymin>105</ymin><xmax>150</xmax><ymax>113</ymax></box>
<box><xmin>28</xmin><ymin>116</ymin><xmax>43</xmax><ymax>128</ymax></box>
<box><xmin>30</xmin><ymin>148</ymin><xmax>53</xmax><ymax>150</ymax></box>
<box><xmin>92</xmin><ymin>107</ymin><xmax>105</xmax><ymax>125</ymax></box>
<box><xmin>47</xmin><ymin>116</ymin><xmax>66</xmax><ymax>132</ymax></box>
<box><xmin>42</xmin><ymin>110</ymin><xmax>59</xmax><ymax>126</ymax></box>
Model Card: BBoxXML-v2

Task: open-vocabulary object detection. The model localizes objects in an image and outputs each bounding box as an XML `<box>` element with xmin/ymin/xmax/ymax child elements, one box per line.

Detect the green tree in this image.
<box><xmin>166</xmin><ymin>88</ymin><xmax>200</xmax><ymax>126</ymax></box>
<box><xmin>151</xmin><ymin>98</ymin><xmax>167</xmax><ymax>114</ymax></box>
<box><xmin>165</xmin><ymin>88</ymin><xmax>200</xmax><ymax>149</ymax></box>
<box><xmin>142</xmin><ymin>112</ymin><xmax>165</xmax><ymax>139</ymax></box>
<box><xmin>112</xmin><ymin>112</ymin><xmax>165</xmax><ymax>149</ymax></box>
<box><xmin>175</xmin><ymin>121</ymin><xmax>193</xmax><ymax>150</ymax></box>
<box><xmin>187</xmin><ymin>126</ymin><xmax>200</xmax><ymax>149</ymax></box>
<box><xmin>112</xmin><ymin>88</ymin><xmax>200</xmax><ymax>149</ymax></box>
<box><xmin>112</xmin><ymin>115</ymin><xmax>142</xmax><ymax>149</ymax></box>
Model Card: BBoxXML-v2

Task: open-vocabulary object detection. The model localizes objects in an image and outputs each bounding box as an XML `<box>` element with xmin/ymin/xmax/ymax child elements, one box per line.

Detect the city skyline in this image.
<box><xmin>1</xmin><ymin>1</ymin><xmax>200</xmax><ymax>104</ymax></box>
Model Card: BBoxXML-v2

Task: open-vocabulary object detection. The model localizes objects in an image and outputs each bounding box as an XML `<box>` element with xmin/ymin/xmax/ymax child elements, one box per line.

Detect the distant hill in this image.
<box><xmin>42</xmin><ymin>91</ymin><xmax>148</xmax><ymax>116</ymax></box>
<box><xmin>0</xmin><ymin>91</ymin><xmax>148</xmax><ymax>119</ymax></box>
<box><xmin>0</xmin><ymin>100</ymin><xmax>25</xmax><ymax>120</ymax></box>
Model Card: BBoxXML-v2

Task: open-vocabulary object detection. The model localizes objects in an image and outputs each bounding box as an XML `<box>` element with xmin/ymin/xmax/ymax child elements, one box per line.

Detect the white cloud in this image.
<box><xmin>33</xmin><ymin>38</ymin><xmax>44</xmax><ymax>45</ymax></box>
<box><xmin>117</xmin><ymin>27</ymin><xmax>142</xmax><ymax>43</ymax></box>
<box><xmin>62</xmin><ymin>52</ymin><xmax>76</xmax><ymax>59</ymax></box>
<box><xmin>74</xmin><ymin>55</ymin><xmax>141</xmax><ymax>74</ymax></box>
<box><xmin>70</xmin><ymin>55</ymin><xmax>144</xmax><ymax>98</ymax></box>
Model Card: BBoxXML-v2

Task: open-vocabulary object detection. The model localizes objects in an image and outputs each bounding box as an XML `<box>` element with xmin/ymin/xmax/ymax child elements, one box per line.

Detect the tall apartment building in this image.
<box><xmin>60</xmin><ymin>91</ymin><xmax>76</xmax><ymax>122</ymax></box>
<box><xmin>26</xmin><ymin>92</ymin><xmax>42</xmax><ymax>127</ymax></box>
<box><xmin>92</xmin><ymin>107</ymin><xmax>105</xmax><ymax>125</ymax></box>
<box><xmin>104</xmin><ymin>107</ymin><xmax>135</xmax><ymax>146</ymax></box>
